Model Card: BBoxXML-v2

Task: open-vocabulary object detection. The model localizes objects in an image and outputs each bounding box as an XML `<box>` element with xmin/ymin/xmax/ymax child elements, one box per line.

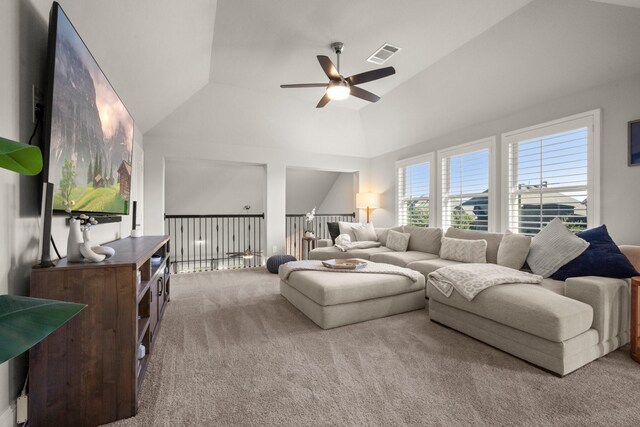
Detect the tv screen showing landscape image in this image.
<box><xmin>46</xmin><ymin>3</ymin><xmax>134</xmax><ymax>215</ymax></box>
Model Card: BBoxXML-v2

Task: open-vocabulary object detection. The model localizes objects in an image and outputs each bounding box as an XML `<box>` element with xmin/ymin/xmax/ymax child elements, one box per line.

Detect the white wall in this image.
<box><xmin>286</xmin><ymin>169</ymin><xmax>338</xmax><ymax>214</ymax></box>
<box><xmin>165</xmin><ymin>159</ymin><xmax>265</xmax><ymax>215</ymax></box>
<box><xmin>0</xmin><ymin>2</ymin><xmax>46</xmax><ymax>423</ymax></box>
<box><xmin>285</xmin><ymin>169</ymin><xmax>355</xmax><ymax>214</ymax></box>
<box><xmin>369</xmin><ymin>72</ymin><xmax>640</xmax><ymax>245</ymax></box>
<box><xmin>317</xmin><ymin>172</ymin><xmax>355</xmax><ymax>215</ymax></box>
<box><xmin>1</xmin><ymin>2</ymin><xmax>143</xmax><ymax>425</ymax></box>
<box><xmin>144</xmin><ymin>137</ymin><xmax>370</xmax><ymax>256</ymax></box>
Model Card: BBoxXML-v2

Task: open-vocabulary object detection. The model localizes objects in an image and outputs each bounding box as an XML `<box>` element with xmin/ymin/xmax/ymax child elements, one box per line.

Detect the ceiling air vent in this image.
<box><xmin>366</xmin><ymin>43</ymin><xmax>401</xmax><ymax>65</ymax></box>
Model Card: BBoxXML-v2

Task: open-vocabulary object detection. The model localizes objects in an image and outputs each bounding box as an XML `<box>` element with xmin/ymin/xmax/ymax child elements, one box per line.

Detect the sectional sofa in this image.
<box><xmin>309</xmin><ymin>225</ymin><xmax>638</xmax><ymax>376</ymax></box>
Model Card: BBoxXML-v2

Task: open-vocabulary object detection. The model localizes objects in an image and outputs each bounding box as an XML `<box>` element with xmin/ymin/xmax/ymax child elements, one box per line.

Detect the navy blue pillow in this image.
<box><xmin>551</xmin><ymin>225</ymin><xmax>639</xmax><ymax>280</ymax></box>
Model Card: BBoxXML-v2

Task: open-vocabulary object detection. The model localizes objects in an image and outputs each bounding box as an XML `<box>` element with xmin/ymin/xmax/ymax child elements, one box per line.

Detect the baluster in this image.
<box><xmin>259</xmin><ymin>215</ymin><xmax>262</xmax><ymax>262</ymax></box>
<box><xmin>215</xmin><ymin>218</ymin><xmax>219</xmax><ymax>270</ymax></box>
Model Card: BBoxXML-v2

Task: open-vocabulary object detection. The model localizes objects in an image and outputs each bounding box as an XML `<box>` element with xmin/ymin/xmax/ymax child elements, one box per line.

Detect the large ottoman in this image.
<box><xmin>280</xmin><ymin>267</ymin><xmax>426</xmax><ymax>329</ymax></box>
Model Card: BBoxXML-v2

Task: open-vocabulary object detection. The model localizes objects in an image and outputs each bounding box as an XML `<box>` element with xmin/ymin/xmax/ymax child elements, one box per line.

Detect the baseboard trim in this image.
<box><xmin>0</xmin><ymin>404</ymin><xmax>15</xmax><ymax>427</ymax></box>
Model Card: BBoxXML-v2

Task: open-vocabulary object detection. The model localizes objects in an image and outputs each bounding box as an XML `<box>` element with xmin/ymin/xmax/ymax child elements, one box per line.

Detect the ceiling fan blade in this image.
<box><xmin>317</xmin><ymin>55</ymin><xmax>340</xmax><ymax>80</ymax></box>
<box><xmin>316</xmin><ymin>93</ymin><xmax>331</xmax><ymax>108</ymax></box>
<box><xmin>349</xmin><ymin>86</ymin><xmax>380</xmax><ymax>103</ymax></box>
<box><xmin>280</xmin><ymin>83</ymin><xmax>328</xmax><ymax>88</ymax></box>
<box><xmin>346</xmin><ymin>66</ymin><xmax>396</xmax><ymax>86</ymax></box>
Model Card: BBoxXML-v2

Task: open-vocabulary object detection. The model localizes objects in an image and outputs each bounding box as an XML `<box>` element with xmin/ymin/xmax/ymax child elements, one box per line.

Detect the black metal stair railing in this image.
<box><xmin>164</xmin><ymin>214</ymin><xmax>265</xmax><ymax>273</ymax></box>
<box><xmin>285</xmin><ymin>213</ymin><xmax>355</xmax><ymax>260</ymax></box>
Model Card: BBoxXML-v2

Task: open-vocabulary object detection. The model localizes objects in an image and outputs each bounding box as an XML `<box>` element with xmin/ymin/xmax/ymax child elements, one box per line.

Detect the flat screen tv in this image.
<box><xmin>43</xmin><ymin>2</ymin><xmax>134</xmax><ymax>216</ymax></box>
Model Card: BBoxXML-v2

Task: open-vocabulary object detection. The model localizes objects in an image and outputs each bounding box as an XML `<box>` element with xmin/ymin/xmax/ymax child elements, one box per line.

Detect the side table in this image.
<box><xmin>301</xmin><ymin>236</ymin><xmax>318</xmax><ymax>260</ymax></box>
<box><xmin>632</xmin><ymin>277</ymin><xmax>640</xmax><ymax>363</ymax></box>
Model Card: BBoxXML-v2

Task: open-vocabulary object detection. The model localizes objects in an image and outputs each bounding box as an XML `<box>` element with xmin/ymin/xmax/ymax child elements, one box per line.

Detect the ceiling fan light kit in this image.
<box><xmin>326</xmin><ymin>80</ymin><xmax>350</xmax><ymax>100</ymax></box>
<box><xmin>280</xmin><ymin>41</ymin><xmax>396</xmax><ymax>108</ymax></box>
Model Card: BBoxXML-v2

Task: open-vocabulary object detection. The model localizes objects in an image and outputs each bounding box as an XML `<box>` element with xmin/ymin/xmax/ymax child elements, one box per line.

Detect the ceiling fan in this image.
<box><xmin>280</xmin><ymin>42</ymin><xmax>396</xmax><ymax>108</ymax></box>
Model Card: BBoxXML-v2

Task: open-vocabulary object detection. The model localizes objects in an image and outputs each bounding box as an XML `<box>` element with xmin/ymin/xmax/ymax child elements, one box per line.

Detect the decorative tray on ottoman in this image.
<box><xmin>322</xmin><ymin>259</ymin><xmax>367</xmax><ymax>270</ymax></box>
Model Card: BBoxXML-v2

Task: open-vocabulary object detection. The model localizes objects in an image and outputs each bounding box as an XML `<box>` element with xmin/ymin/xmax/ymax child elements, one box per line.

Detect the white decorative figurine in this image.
<box><xmin>304</xmin><ymin>207</ymin><xmax>316</xmax><ymax>238</ymax></box>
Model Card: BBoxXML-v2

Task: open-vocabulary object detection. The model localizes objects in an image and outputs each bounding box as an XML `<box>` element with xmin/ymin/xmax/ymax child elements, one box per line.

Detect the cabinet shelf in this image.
<box><xmin>137</xmin><ymin>317</ymin><xmax>150</xmax><ymax>345</ymax></box>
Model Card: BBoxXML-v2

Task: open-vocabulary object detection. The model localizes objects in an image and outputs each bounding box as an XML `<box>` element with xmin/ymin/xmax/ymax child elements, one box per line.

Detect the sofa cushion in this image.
<box><xmin>497</xmin><ymin>231</ymin><xmax>531</xmax><ymax>270</ymax></box>
<box><xmin>527</xmin><ymin>218</ymin><xmax>589</xmax><ymax>278</ymax></box>
<box><xmin>386</xmin><ymin>230</ymin><xmax>410</xmax><ymax>252</ymax></box>
<box><xmin>406</xmin><ymin>258</ymin><xmax>463</xmax><ymax>276</ymax></box>
<box><xmin>540</xmin><ymin>278</ymin><xmax>565</xmax><ymax>295</ymax></box>
<box><xmin>551</xmin><ymin>225</ymin><xmax>639</xmax><ymax>280</ymax></box>
<box><xmin>439</xmin><ymin>237</ymin><xmax>487</xmax><ymax>263</ymax></box>
<box><xmin>564</xmin><ymin>276</ymin><xmax>630</xmax><ymax>343</ymax></box>
<box><xmin>403</xmin><ymin>225</ymin><xmax>443</xmax><ymax>255</ymax></box>
<box><xmin>370</xmin><ymin>251</ymin><xmax>439</xmax><ymax>267</ymax></box>
<box><xmin>427</xmin><ymin>282</ymin><xmax>593</xmax><ymax>342</ymax></box>
<box><xmin>284</xmin><ymin>269</ymin><xmax>425</xmax><ymax>306</ymax></box>
<box><xmin>308</xmin><ymin>246</ymin><xmax>393</xmax><ymax>261</ymax></box>
<box><xmin>444</xmin><ymin>228</ymin><xmax>503</xmax><ymax>264</ymax></box>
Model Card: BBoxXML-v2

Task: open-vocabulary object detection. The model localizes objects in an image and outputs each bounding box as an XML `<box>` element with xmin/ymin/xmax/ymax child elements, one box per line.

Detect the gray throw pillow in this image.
<box><xmin>403</xmin><ymin>225</ymin><xmax>443</xmax><ymax>255</ymax></box>
<box><xmin>375</xmin><ymin>226</ymin><xmax>403</xmax><ymax>246</ymax></box>
<box><xmin>386</xmin><ymin>230</ymin><xmax>410</xmax><ymax>252</ymax></box>
<box><xmin>440</xmin><ymin>237</ymin><xmax>487</xmax><ymax>263</ymax></box>
<box><xmin>352</xmin><ymin>223</ymin><xmax>378</xmax><ymax>241</ymax></box>
<box><xmin>526</xmin><ymin>218</ymin><xmax>589</xmax><ymax>278</ymax></box>
<box><xmin>497</xmin><ymin>231</ymin><xmax>531</xmax><ymax>270</ymax></box>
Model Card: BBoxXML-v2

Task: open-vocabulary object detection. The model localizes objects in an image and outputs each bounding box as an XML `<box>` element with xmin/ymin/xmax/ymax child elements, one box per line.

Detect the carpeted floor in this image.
<box><xmin>110</xmin><ymin>268</ymin><xmax>640</xmax><ymax>426</ymax></box>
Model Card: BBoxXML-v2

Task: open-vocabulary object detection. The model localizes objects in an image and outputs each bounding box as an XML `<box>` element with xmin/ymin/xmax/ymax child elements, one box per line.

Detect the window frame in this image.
<box><xmin>500</xmin><ymin>109</ymin><xmax>601</xmax><ymax>234</ymax></box>
<box><xmin>395</xmin><ymin>152</ymin><xmax>436</xmax><ymax>227</ymax></box>
<box><xmin>437</xmin><ymin>137</ymin><xmax>497</xmax><ymax>232</ymax></box>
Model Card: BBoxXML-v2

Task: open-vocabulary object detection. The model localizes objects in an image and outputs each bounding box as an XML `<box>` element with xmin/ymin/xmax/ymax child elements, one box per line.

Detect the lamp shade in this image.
<box><xmin>356</xmin><ymin>192</ymin><xmax>380</xmax><ymax>209</ymax></box>
<box><xmin>0</xmin><ymin>295</ymin><xmax>86</xmax><ymax>364</ymax></box>
<box><xmin>0</xmin><ymin>136</ymin><xmax>43</xmax><ymax>176</ymax></box>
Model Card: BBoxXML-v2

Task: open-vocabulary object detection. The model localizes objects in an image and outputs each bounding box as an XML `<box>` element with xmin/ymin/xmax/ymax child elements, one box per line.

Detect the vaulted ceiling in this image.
<box><xmin>208</xmin><ymin>0</ymin><xmax>531</xmax><ymax>110</ymax></box>
<box><xmin>34</xmin><ymin>1</ymin><xmax>640</xmax><ymax>157</ymax></box>
<box><xmin>149</xmin><ymin>0</ymin><xmax>640</xmax><ymax>157</ymax></box>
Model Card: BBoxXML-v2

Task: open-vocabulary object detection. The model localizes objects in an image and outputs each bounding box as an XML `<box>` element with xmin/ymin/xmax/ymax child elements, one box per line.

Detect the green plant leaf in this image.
<box><xmin>0</xmin><ymin>295</ymin><xmax>86</xmax><ymax>364</ymax></box>
<box><xmin>0</xmin><ymin>136</ymin><xmax>43</xmax><ymax>176</ymax></box>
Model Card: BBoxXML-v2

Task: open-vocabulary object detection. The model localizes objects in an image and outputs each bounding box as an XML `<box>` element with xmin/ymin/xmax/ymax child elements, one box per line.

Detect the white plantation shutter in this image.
<box><xmin>396</xmin><ymin>154</ymin><xmax>434</xmax><ymax>227</ymax></box>
<box><xmin>439</xmin><ymin>138</ymin><xmax>495</xmax><ymax>231</ymax></box>
<box><xmin>503</xmin><ymin>111</ymin><xmax>600</xmax><ymax>235</ymax></box>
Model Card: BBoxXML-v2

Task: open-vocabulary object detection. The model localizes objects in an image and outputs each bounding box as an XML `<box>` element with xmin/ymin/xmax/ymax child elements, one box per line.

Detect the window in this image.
<box><xmin>438</xmin><ymin>138</ymin><xmax>496</xmax><ymax>231</ymax></box>
<box><xmin>396</xmin><ymin>153</ymin><xmax>435</xmax><ymax>227</ymax></box>
<box><xmin>502</xmin><ymin>110</ymin><xmax>600</xmax><ymax>235</ymax></box>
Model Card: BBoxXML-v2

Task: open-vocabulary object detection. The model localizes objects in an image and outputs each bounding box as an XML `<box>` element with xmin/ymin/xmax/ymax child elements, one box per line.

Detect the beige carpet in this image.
<box><xmin>110</xmin><ymin>269</ymin><xmax>640</xmax><ymax>426</ymax></box>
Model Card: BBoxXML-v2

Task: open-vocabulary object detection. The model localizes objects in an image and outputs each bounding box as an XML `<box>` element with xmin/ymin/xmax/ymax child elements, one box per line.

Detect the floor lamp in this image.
<box><xmin>356</xmin><ymin>192</ymin><xmax>380</xmax><ymax>223</ymax></box>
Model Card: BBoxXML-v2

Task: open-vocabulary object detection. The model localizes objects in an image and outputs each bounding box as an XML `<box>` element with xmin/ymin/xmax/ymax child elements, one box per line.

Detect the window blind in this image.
<box><xmin>506</xmin><ymin>127</ymin><xmax>589</xmax><ymax>235</ymax></box>
<box><xmin>397</xmin><ymin>159</ymin><xmax>431</xmax><ymax>227</ymax></box>
<box><xmin>441</xmin><ymin>148</ymin><xmax>490</xmax><ymax>231</ymax></box>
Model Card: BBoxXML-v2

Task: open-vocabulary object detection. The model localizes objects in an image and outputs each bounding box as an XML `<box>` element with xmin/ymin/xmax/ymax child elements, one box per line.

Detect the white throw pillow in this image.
<box><xmin>338</xmin><ymin>221</ymin><xmax>360</xmax><ymax>241</ymax></box>
<box><xmin>386</xmin><ymin>230</ymin><xmax>410</xmax><ymax>252</ymax></box>
<box><xmin>497</xmin><ymin>230</ymin><xmax>531</xmax><ymax>270</ymax></box>
<box><xmin>352</xmin><ymin>222</ymin><xmax>378</xmax><ymax>241</ymax></box>
<box><xmin>526</xmin><ymin>218</ymin><xmax>589</xmax><ymax>278</ymax></box>
<box><xmin>440</xmin><ymin>237</ymin><xmax>487</xmax><ymax>263</ymax></box>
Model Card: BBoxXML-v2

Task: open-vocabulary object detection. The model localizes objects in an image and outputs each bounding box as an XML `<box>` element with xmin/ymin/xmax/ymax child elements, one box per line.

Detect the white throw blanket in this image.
<box><xmin>428</xmin><ymin>264</ymin><xmax>542</xmax><ymax>301</ymax></box>
<box><xmin>334</xmin><ymin>240</ymin><xmax>382</xmax><ymax>252</ymax></box>
<box><xmin>279</xmin><ymin>260</ymin><xmax>422</xmax><ymax>282</ymax></box>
